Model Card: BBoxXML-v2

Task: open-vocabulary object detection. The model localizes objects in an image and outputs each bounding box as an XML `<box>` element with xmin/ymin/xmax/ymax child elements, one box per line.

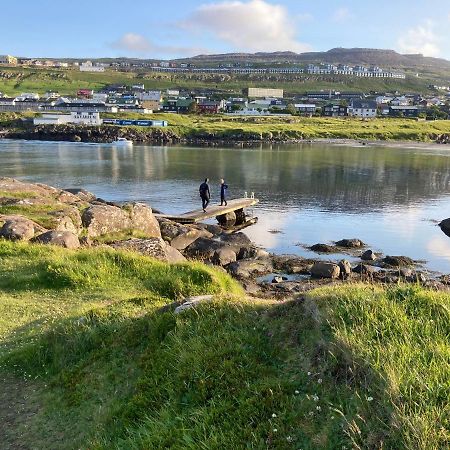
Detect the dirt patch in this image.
<box><xmin>0</xmin><ymin>373</ymin><xmax>42</xmax><ymax>450</ymax></box>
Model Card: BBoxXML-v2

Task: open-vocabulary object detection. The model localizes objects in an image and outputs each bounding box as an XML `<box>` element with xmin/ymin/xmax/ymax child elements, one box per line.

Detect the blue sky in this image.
<box><xmin>1</xmin><ymin>0</ymin><xmax>450</xmax><ymax>60</ymax></box>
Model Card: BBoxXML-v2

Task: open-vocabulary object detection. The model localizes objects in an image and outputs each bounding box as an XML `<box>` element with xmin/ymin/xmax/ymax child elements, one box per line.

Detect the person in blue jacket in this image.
<box><xmin>199</xmin><ymin>178</ymin><xmax>210</xmax><ymax>212</ymax></box>
<box><xmin>220</xmin><ymin>178</ymin><xmax>228</xmax><ymax>206</ymax></box>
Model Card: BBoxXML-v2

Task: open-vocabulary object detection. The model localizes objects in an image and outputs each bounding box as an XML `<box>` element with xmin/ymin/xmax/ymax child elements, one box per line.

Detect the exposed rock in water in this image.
<box><xmin>110</xmin><ymin>238</ymin><xmax>186</xmax><ymax>263</ymax></box>
<box><xmin>439</xmin><ymin>218</ymin><xmax>450</xmax><ymax>238</ymax></box>
<box><xmin>31</xmin><ymin>230</ymin><xmax>80</xmax><ymax>249</ymax></box>
<box><xmin>335</xmin><ymin>238</ymin><xmax>365</xmax><ymax>248</ymax></box>
<box><xmin>237</xmin><ymin>246</ymin><xmax>268</xmax><ymax>260</ymax></box>
<box><xmin>227</xmin><ymin>258</ymin><xmax>273</xmax><ymax>279</ymax></box>
<box><xmin>310</xmin><ymin>243</ymin><xmax>338</xmax><ymax>254</ymax></box>
<box><xmin>361</xmin><ymin>249</ymin><xmax>377</xmax><ymax>261</ymax></box>
<box><xmin>311</xmin><ymin>262</ymin><xmax>341</xmax><ymax>279</ymax></box>
<box><xmin>383</xmin><ymin>255</ymin><xmax>415</xmax><ymax>267</ymax></box>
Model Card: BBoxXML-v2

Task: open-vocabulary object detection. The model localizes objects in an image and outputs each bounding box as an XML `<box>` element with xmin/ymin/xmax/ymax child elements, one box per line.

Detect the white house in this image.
<box><xmin>34</xmin><ymin>111</ymin><xmax>102</xmax><ymax>126</ymax></box>
<box><xmin>15</xmin><ymin>92</ymin><xmax>40</xmax><ymax>101</ymax></box>
<box><xmin>79</xmin><ymin>61</ymin><xmax>105</xmax><ymax>72</ymax></box>
<box><xmin>349</xmin><ymin>100</ymin><xmax>377</xmax><ymax>118</ymax></box>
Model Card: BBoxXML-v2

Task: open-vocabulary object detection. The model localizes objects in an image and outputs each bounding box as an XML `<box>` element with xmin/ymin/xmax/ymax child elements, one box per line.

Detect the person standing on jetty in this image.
<box><xmin>220</xmin><ymin>178</ymin><xmax>228</xmax><ymax>206</ymax></box>
<box><xmin>199</xmin><ymin>178</ymin><xmax>210</xmax><ymax>212</ymax></box>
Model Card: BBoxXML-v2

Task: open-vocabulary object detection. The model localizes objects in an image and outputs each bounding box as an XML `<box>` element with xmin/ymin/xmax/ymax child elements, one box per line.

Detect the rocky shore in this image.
<box><xmin>1</xmin><ymin>177</ymin><xmax>449</xmax><ymax>297</ymax></box>
<box><xmin>2</xmin><ymin>123</ymin><xmax>450</xmax><ymax>146</ymax></box>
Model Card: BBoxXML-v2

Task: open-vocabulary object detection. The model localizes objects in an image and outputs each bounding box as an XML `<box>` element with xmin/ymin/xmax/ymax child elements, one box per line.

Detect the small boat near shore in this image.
<box><xmin>111</xmin><ymin>137</ymin><xmax>133</xmax><ymax>146</ymax></box>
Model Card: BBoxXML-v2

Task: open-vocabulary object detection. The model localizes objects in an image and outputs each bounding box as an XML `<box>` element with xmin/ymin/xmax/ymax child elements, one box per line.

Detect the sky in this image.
<box><xmin>1</xmin><ymin>0</ymin><xmax>450</xmax><ymax>60</ymax></box>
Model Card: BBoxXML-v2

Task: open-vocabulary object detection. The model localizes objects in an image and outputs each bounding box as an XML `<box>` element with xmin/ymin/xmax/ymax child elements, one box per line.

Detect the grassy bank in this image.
<box><xmin>3</xmin><ymin>111</ymin><xmax>450</xmax><ymax>143</ymax></box>
<box><xmin>0</xmin><ymin>240</ymin><xmax>448</xmax><ymax>449</ymax></box>
<box><xmin>108</xmin><ymin>113</ymin><xmax>450</xmax><ymax>142</ymax></box>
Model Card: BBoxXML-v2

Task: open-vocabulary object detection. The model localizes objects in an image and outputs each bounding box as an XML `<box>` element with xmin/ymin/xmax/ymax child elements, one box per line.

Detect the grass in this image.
<box><xmin>0</xmin><ymin>239</ymin><xmax>448</xmax><ymax>448</ymax></box>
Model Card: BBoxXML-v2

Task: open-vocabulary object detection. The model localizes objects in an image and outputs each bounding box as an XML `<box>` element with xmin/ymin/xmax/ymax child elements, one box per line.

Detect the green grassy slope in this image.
<box><xmin>0</xmin><ymin>66</ymin><xmax>441</xmax><ymax>97</ymax></box>
<box><xmin>0</xmin><ymin>240</ymin><xmax>448</xmax><ymax>449</ymax></box>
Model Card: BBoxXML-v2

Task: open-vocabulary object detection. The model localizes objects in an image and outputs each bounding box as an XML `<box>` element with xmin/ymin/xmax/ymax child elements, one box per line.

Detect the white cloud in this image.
<box><xmin>397</xmin><ymin>20</ymin><xmax>440</xmax><ymax>57</ymax></box>
<box><xmin>179</xmin><ymin>0</ymin><xmax>311</xmax><ymax>53</ymax></box>
<box><xmin>112</xmin><ymin>33</ymin><xmax>153</xmax><ymax>53</ymax></box>
<box><xmin>332</xmin><ymin>7</ymin><xmax>354</xmax><ymax>23</ymax></box>
<box><xmin>111</xmin><ymin>33</ymin><xmax>208</xmax><ymax>57</ymax></box>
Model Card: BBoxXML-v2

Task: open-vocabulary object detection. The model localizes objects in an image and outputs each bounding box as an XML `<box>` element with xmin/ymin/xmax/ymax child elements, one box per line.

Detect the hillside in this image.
<box><xmin>183</xmin><ymin>48</ymin><xmax>450</xmax><ymax>71</ymax></box>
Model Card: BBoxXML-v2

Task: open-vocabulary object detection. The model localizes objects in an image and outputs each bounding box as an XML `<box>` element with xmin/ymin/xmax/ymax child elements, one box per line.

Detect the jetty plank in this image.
<box><xmin>156</xmin><ymin>198</ymin><xmax>259</xmax><ymax>224</ymax></box>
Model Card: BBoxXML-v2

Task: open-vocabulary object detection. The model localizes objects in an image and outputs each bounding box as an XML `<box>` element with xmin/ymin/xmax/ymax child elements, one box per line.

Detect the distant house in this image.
<box><xmin>322</xmin><ymin>104</ymin><xmax>348</xmax><ymax>117</ymax></box>
<box><xmin>197</xmin><ymin>100</ymin><xmax>225</xmax><ymax>114</ymax></box>
<box><xmin>162</xmin><ymin>98</ymin><xmax>194</xmax><ymax>113</ymax></box>
<box><xmin>0</xmin><ymin>55</ymin><xmax>18</xmax><ymax>65</ymax></box>
<box><xmin>79</xmin><ymin>61</ymin><xmax>105</xmax><ymax>72</ymax></box>
<box><xmin>349</xmin><ymin>100</ymin><xmax>377</xmax><ymax>118</ymax></box>
<box><xmin>294</xmin><ymin>104</ymin><xmax>316</xmax><ymax>117</ymax></box>
<box><xmin>388</xmin><ymin>106</ymin><xmax>419</xmax><ymax>118</ymax></box>
<box><xmin>77</xmin><ymin>89</ymin><xmax>94</xmax><ymax>98</ymax></box>
<box><xmin>244</xmin><ymin>87</ymin><xmax>283</xmax><ymax>99</ymax></box>
<box><xmin>34</xmin><ymin>111</ymin><xmax>102</xmax><ymax>126</ymax></box>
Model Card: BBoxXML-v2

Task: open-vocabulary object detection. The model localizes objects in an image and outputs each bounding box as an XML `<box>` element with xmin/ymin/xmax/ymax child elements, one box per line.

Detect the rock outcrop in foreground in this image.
<box><xmin>1</xmin><ymin>177</ymin><xmax>448</xmax><ymax>294</ymax></box>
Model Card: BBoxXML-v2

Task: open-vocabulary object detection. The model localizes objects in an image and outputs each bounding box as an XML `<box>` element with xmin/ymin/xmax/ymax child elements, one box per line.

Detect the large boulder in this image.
<box><xmin>110</xmin><ymin>238</ymin><xmax>186</xmax><ymax>263</ymax></box>
<box><xmin>352</xmin><ymin>263</ymin><xmax>376</xmax><ymax>275</ymax></box>
<box><xmin>82</xmin><ymin>205</ymin><xmax>131</xmax><ymax>237</ymax></box>
<box><xmin>158</xmin><ymin>218</ymin><xmax>189</xmax><ymax>242</ymax></box>
<box><xmin>184</xmin><ymin>237</ymin><xmax>232</xmax><ymax>260</ymax></box>
<box><xmin>0</xmin><ymin>216</ymin><xmax>37</xmax><ymax>241</ymax></box>
<box><xmin>128</xmin><ymin>203</ymin><xmax>161</xmax><ymax>238</ymax></box>
<box><xmin>170</xmin><ymin>229</ymin><xmax>213</xmax><ymax>251</ymax></box>
<box><xmin>212</xmin><ymin>248</ymin><xmax>237</xmax><ymax>266</ymax></box>
<box><xmin>31</xmin><ymin>230</ymin><xmax>80</xmax><ymax>249</ymax></box>
<box><xmin>338</xmin><ymin>260</ymin><xmax>352</xmax><ymax>278</ymax></box>
<box><xmin>63</xmin><ymin>188</ymin><xmax>97</xmax><ymax>203</ymax></box>
<box><xmin>220</xmin><ymin>232</ymin><xmax>252</xmax><ymax>247</ymax></box>
<box><xmin>439</xmin><ymin>218</ymin><xmax>450</xmax><ymax>238</ymax></box>
<box><xmin>311</xmin><ymin>262</ymin><xmax>341</xmax><ymax>279</ymax></box>
<box><xmin>82</xmin><ymin>204</ymin><xmax>161</xmax><ymax>238</ymax></box>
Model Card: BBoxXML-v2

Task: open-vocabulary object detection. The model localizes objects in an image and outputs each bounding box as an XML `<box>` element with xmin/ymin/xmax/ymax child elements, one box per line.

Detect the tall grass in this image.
<box><xmin>0</xmin><ymin>241</ymin><xmax>448</xmax><ymax>448</ymax></box>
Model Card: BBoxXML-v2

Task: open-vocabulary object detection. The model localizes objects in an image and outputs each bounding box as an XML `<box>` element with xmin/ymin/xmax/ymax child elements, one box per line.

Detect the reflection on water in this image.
<box><xmin>1</xmin><ymin>140</ymin><xmax>450</xmax><ymax>272</ymax></box>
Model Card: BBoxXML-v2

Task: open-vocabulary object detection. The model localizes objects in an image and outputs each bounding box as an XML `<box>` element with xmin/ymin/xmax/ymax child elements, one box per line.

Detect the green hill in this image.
<box><xmin>0</xmin><ymin>65</ymin><xmax>444</xmax><ymax>97</ymax></box>
<box><xmin>0</xmin><ymin>240</ymin><xmax>448</xmax><ymax>449</ymax></box>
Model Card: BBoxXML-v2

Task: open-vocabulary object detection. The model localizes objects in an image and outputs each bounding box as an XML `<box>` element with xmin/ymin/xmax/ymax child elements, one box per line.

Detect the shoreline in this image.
<box><xmin>1</xmin><ymin>134</ymin><xmax>449</xmax><ymax>150</ymax></box>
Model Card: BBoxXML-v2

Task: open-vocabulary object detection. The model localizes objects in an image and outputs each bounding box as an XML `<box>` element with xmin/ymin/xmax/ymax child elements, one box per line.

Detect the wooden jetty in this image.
<box><xmin>156</xmin><ymin>198</ymin><xmax>259</xmax><ymax>225</ymax></box>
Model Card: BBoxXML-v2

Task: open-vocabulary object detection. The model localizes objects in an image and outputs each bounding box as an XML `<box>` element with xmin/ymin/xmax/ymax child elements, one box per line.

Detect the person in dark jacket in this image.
<box><xmin>199</xmin><ymin>178</ymin><xmax>210</xmax><ymax>212</ymax></box>
<box><xmin>220</xmin><ymin>178</ymin><xmax>228</xmax><ymax>206</ymax></box>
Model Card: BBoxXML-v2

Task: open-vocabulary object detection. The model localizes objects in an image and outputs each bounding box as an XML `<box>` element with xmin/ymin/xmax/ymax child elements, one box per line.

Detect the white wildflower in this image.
<box><xmin>316</xmin><ymin>406</ymin><xmax>321</xmax><ymax>411</ymax></box>
<box><xmin>367</xmin><ymin>396</ymin><xmax>374</xmax><ymax>402</ymax></box>
<box><xmin>317</xmin><ymin>378</ymin><xmax>322</xmax><ymax>384</ymax></box>
<box><xmin>272</xmin><ymin>413</ymin><xmax>277</xmax><ymax>418</ymax></box>
<box><xmin>294</xmin><ymin>390</ymin><xmax>300</xmax><ymax>395</ymax></box>
<box><xmin>312</xmin><ymin>394</ymin><xmax>319</xmax><ymax>402</ymax></box>
<box><xmin>273</xmin><ymin>428</ymin><xmax>278</xmax><ymax>433</ymax></box>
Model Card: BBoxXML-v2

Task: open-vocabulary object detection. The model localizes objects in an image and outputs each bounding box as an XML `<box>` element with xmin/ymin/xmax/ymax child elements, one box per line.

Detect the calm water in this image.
<box><xmin>1</xmin><ymin>139</ymin><xmax>450</xmax><ymax>273</ymax></box>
